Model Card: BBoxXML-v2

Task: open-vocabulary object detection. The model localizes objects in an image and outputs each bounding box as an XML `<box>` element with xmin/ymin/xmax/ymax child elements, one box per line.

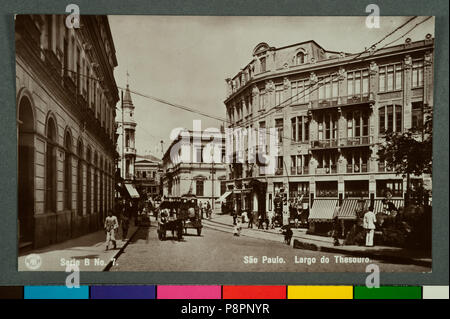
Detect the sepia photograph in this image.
<box><xmin>16</xmin><ymin>14</ymin><xmax>434</xmax><ymax>273</ymax></box>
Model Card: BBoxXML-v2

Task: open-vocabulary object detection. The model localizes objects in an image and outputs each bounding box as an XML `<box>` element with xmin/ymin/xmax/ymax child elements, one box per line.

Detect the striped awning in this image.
<box><xmin>216</xmin><ymin>191</ymin><xmax>232</xmax><ymax>203</ymax></box>
<box><xmin>308</xmin><ymin>199</ymin><xmax>338</xmax><ymax>222</ymax></box>
<box><xmin>337</xmin><ymin>199</ymin><xmax>360</xmax><ymax>220</ymax></box>
<box><xmin>374</xmin><ymin>199</ymin><xmax>404</xmax><ymax>214</ymax></box>
<box><xmin>125</xmin><ymin>183</ymin><xmax>140</xmax><ymax>199</ymax></box>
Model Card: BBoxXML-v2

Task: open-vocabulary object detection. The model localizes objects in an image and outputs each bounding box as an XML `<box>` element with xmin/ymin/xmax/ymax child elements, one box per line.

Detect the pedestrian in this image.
<box><xmin>247</xmin><ymin>211</ymin><xmax>253</xmax><ymax>228</ymax></box>
<box><xmin>332</xmin><ymin>216</ymin><xmax>340</xmax><ymax>246</ymax></box>
<box><xmin>283</xmin><ymin>225</ymin><xmax>293</xmax><ymax>245</ymax></box>
<box><xmin>257</xmin><ymin>214</ymin><xmax>263</xmax><ymax>229</ymax></box>
<box><xmin>104</xmin><ymin>210</ymin><xmax>119</xmax><ymax>250</ymax></box>
<box><xmin>200</xmin><ymin>202</ymin><xmax>204</xmax><ymax>219</ymax></box>
<box><xmin>206</xmin><ymin>201</ymin><xmax>211</xmax><ymax>219</ymax></box>
<box><xmin>233</xmin><ymin>219</ymin><xmax>241</xmax><ymax>237</ymax></box>
<box><xmin>232</xmin><ymin>209</ymin><xmax>237</xmax><ymax>225</ymax></box>
<box><xmin>363</xmin><ymin>206</ymin><xmax>376</xmax><ymax>247</ymax></box>
<box><xmin>121</xmin><ymin>210</ymin><xmax>130</xmax><ymax>240</ymax></box>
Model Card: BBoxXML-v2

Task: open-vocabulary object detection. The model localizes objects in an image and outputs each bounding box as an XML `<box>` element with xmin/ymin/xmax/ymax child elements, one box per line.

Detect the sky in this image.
<box><xmin>108</xmin><ymin>15</ymin><xmax>435</xmax><ymax>159</ymax></box>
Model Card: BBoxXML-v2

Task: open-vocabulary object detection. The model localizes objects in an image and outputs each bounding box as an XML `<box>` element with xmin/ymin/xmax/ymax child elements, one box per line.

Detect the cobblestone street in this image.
<box><xmin>109</xmin><ymin>225</ymin><xmax>430</xmax><ymax>272</ymax></box>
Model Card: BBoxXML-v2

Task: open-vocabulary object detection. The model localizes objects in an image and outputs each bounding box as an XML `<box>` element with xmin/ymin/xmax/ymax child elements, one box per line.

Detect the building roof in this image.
<box><xmin>136</xmin><ymin>154</ymin><xmax>162</xmax><ymax>164</ymax></box>
<box><xmin>123</xmin><ymin>84</ymin><xmax>134</xmax><ymax>108</ymax></box>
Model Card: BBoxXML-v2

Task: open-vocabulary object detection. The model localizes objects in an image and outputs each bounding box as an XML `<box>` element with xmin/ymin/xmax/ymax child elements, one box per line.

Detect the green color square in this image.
<box><xmin>354</xmin><ymin>286</ymin><xmax>422</xmax><ymax>299</ymax></box>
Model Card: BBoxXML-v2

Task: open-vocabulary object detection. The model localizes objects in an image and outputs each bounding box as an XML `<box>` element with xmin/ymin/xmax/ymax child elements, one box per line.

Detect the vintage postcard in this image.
<box><xmin>16</xmin><ymin>14</ymin><xmax>434</xmax><ymax>273</ymax></box>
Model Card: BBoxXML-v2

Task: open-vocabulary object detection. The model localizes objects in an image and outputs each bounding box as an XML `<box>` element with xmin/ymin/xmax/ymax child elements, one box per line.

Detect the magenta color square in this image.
<box><xmin>157</xmin><ymin>285</ymin><xmax>221</xmax><ymax>299</ymax></box>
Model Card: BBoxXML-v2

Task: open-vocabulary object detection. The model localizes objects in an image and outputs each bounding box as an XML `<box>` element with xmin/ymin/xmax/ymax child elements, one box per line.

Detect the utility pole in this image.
<box><xmin>210</xmin><ymin>147</ymin><xmax>215</xmax><ymax>214</ymax></box>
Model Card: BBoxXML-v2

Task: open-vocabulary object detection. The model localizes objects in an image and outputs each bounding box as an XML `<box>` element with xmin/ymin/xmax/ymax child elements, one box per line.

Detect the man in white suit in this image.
<box><xmin>363</xmin><ymin>206</ymin><xmax>376</xmax><ymax>247</ymax></box>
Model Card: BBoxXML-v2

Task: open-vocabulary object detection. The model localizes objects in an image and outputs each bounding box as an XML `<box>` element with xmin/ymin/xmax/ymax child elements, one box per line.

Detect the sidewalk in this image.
<box><xmin>203</xmin><ymin>213</ymin><xmax>432</xmax><ymax>268</ymax></box>
<box><xmin>18</xmin><ymin>223</ymin><xmax>139</xmax><ymax>272</ymax></box>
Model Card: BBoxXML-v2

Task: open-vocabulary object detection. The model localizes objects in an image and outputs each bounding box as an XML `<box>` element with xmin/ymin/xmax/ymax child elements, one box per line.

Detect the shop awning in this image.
<box><xmin>337</xmin><ymin>199</ymin><xmax>362</xmax><ymax>220</ymax></box>
<box><xmin>216</xmin><ymin>191</ymin><xmax>232</xmax><ymax>203</ymax></box>
<box><xmin>308</xmin><ymin>199</ymin><xmax>338</xmax><ymax>222</ymax></box>
<box><xmin>373</xmin><ymin>199</ymin><xmax>404</xmax><ymax>214</ymax></box>
<box><xmin>125</xmin><ymin>183</ymin><xmax>140</xmax><ymax>198</ymax></box>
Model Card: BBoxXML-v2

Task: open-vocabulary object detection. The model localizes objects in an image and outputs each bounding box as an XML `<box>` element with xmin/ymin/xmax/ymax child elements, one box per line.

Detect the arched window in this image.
<box><xmin>18</xmin><ymin>95</ymin><xmax>35</xmax><ymax>242</ymax></box>
<box><xmin>86</xmin><ymin>147</ymin><xmax>92</xmax><ymax>214</ymax></box>
<box><xmin>64</xmin><ymin>131</ymin><xmax>72</xmax><ymax>210</ymax></box>
<box><xmin>296</xmin><ymin>52</ymin><xmax>305</xmax><ymax>65</ymax></box>
<box><xmin>99</xmin><ymin>156</ymin><xmax>104</xmax><ymax>220</ymax></box>
<box><xmin>77</xmin><ymin>140</ymin><xmax>83</xmax><ymax>216</ymax></box>
<box><xmin>94</xmin><ymin>153</ymin><xmax>98</xmax><ymax>214</ymax></box>
<box><xmin>46</xmin><ymin>117</ymin><xmax>57</xmax><ymax>213</ymax></box>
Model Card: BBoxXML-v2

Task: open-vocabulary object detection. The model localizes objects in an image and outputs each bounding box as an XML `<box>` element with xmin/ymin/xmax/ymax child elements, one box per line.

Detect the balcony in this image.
<box><xmin>339</xmin><ymin>136</ymin><xmax>373</xmax><ymax>147</ymax></box>
<box><xmin>311</xmin><ymin>137</ymin><xmax>373</xmax><ymax>150</ymax></box>
<box><xmin>310</xmin><ymin>94</ymin><xmax>372</xmax><ymax>111</ymax></box>
<box><xmin>343</xmin><ymin>94</ymin><xmax>371</xmax><ymax>105</ymax></box>
<box><xmin>311</xmin><ymin>98</ymin><xmax>339</xmax><ymax>110</ymax></box>
<box><xmin>124</xmin><ymin>147</ymin><xmax>136</xmax><ymax>156</ymax></box>
<box><xmin>311</xmin><ymin>139</ymin><xmax>338</xmax><ymax>149</ymax></box>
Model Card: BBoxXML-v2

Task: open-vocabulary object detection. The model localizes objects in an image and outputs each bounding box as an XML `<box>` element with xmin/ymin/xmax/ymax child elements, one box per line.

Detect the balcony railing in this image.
<box><xmin>311</xmin><ymin>137</ymin><xmax>373</xmax><ymax>149</ymax></box>
<box><xmin>275</xmin><ymin>168</ymin><xmax>283</xmax><ymax>176</ymax></box>
<box><xmin>339</xmin><ymin>136</ymin><xmax>373</xmax><ymax>147</ymax></box>
<box><xmin>310</xmin><ymin>93</ymin><xmax>371</xmax><ymax>110</ymax></box>
<box><xmin>311</xmin><ymin>139</ymin><xmax>338</xmax><ymax>149</ymax></box>
<box><xmin>311</xmin><ymin>98</ymin><xmax>339</xmax><ymax>109</ymax></box>
<box><xmin>124</xmin><ymin>147</ymin><xmax>136</xmax><ymax>155</ymax></box>
<box><xmin>345</xmin><ymin>190</ymin><xmax>370</xmax><ymax>198</ymax></box>
<box><xmin>378</xmin><ymin>163</ymin><xmax>393</xmax><ymax>173</ymax></box>
<box><xmin>344</xmin><ymin>94</ymin><xmax>371</xmax><ymax>105</ymax></box>
<box><xmin>317</xmin><ymin>190</ymin><xmax>339</xmax><ymax>197</ymax></box>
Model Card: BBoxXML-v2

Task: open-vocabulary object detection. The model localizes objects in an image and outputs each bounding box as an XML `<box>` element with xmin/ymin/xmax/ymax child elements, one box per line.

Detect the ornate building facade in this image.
<box><xmin>16</xmin><ymin>15</ymin><xmax>119</xmax><ymax>248</ymax></box>
<box><xmin>135</xmin><ymin>154</ymin><xmax>162</xmax><ymax>199</ymax></box>
<box><xmin>161</xmin><ymin>131</ymin><xmax>227</xmax><ymax>208</ymax></box>
<box><xmin>224</xmin><ymin>37</ymin><xmax>434</xmax><ymax>231</ymax></box>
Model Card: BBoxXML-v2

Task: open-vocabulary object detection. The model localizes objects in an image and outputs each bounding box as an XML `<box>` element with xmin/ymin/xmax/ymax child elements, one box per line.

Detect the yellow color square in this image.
<box><xmin>288</xmin><ymin>286</ymin><xmax>353</xmax><ymax>299</ymax></box>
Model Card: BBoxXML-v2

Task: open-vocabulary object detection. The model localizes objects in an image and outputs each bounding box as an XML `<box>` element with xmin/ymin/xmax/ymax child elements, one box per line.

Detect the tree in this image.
<box><xmin>377</xmin><ymin>109</ymin><xmax>432</xmax><ymax>206</ymax></box>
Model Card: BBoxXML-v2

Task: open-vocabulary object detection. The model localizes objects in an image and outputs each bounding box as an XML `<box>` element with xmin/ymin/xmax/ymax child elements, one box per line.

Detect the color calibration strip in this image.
<box><xmin>0</xmin><ymin>285</ymin><xmax>448</xmax><ymax>300</ymax></box>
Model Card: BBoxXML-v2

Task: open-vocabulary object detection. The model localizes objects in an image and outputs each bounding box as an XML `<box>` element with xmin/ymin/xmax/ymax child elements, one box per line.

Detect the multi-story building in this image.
<box><xmin>161</xmin><ymin>130</ymin><xmax>227</xmax><ymax>209</ymax></box>
<box><xmin>224</xmin><ymin>36</ymin><xmax>433</xmax><ymax>233</ymax></box>
<box><xmin>16</xmin><ymin>15</ymin><xmax>119</xmax><ymax>248</ymax></box>
<box><xmin>135</xmin><ymin>154</ymin><xmax>162</xmax><ymax>199</ymax></box>
<box><xmin>116</xmin><ymin>84</ymin><xmax>137</xmax><ymax>181</ymax></box>
<box><xmin>115</xmin><ymin>84</ymin><xmax>140</xmax><ymax>200</ymax></box>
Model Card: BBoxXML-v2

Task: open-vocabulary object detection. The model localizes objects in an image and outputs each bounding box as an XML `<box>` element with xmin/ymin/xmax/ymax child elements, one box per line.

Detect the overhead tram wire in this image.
<box><xmin>378</xmin><ymin>16</ymin><xmax>433</xmax><ymax>50</ymax></box>
<box><xmin>62</xmin><ymin>15</ymin><xmax>423</xmax><ymax>144</ymax></box>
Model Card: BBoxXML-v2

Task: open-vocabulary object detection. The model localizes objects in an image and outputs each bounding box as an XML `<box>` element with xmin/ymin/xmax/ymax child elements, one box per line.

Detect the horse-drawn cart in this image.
<box><xmin>156</xmin><ymin>195</ymin><xmax>203</xmax><ymax>240</ymax></box>
<box><xmin>156</xmin><ymin>199</ymin><xmax>183</xmax><ymax>241</ymax></box>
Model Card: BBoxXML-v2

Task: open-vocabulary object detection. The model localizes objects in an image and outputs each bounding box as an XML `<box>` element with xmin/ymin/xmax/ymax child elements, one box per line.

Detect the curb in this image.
<box><xmin>103</xmin><ymin>226</ymin><xmax>140</xmax><ymax>272</ymax></box>
<box><xmin>206</xmin><ymin>218</ymin><xmax>332</xmax><ymax>244</ymax></box>
<box><xmin>293</xmin><ymin>239</ymin><xmax>432</xmax><ymax>268</ymax></box>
